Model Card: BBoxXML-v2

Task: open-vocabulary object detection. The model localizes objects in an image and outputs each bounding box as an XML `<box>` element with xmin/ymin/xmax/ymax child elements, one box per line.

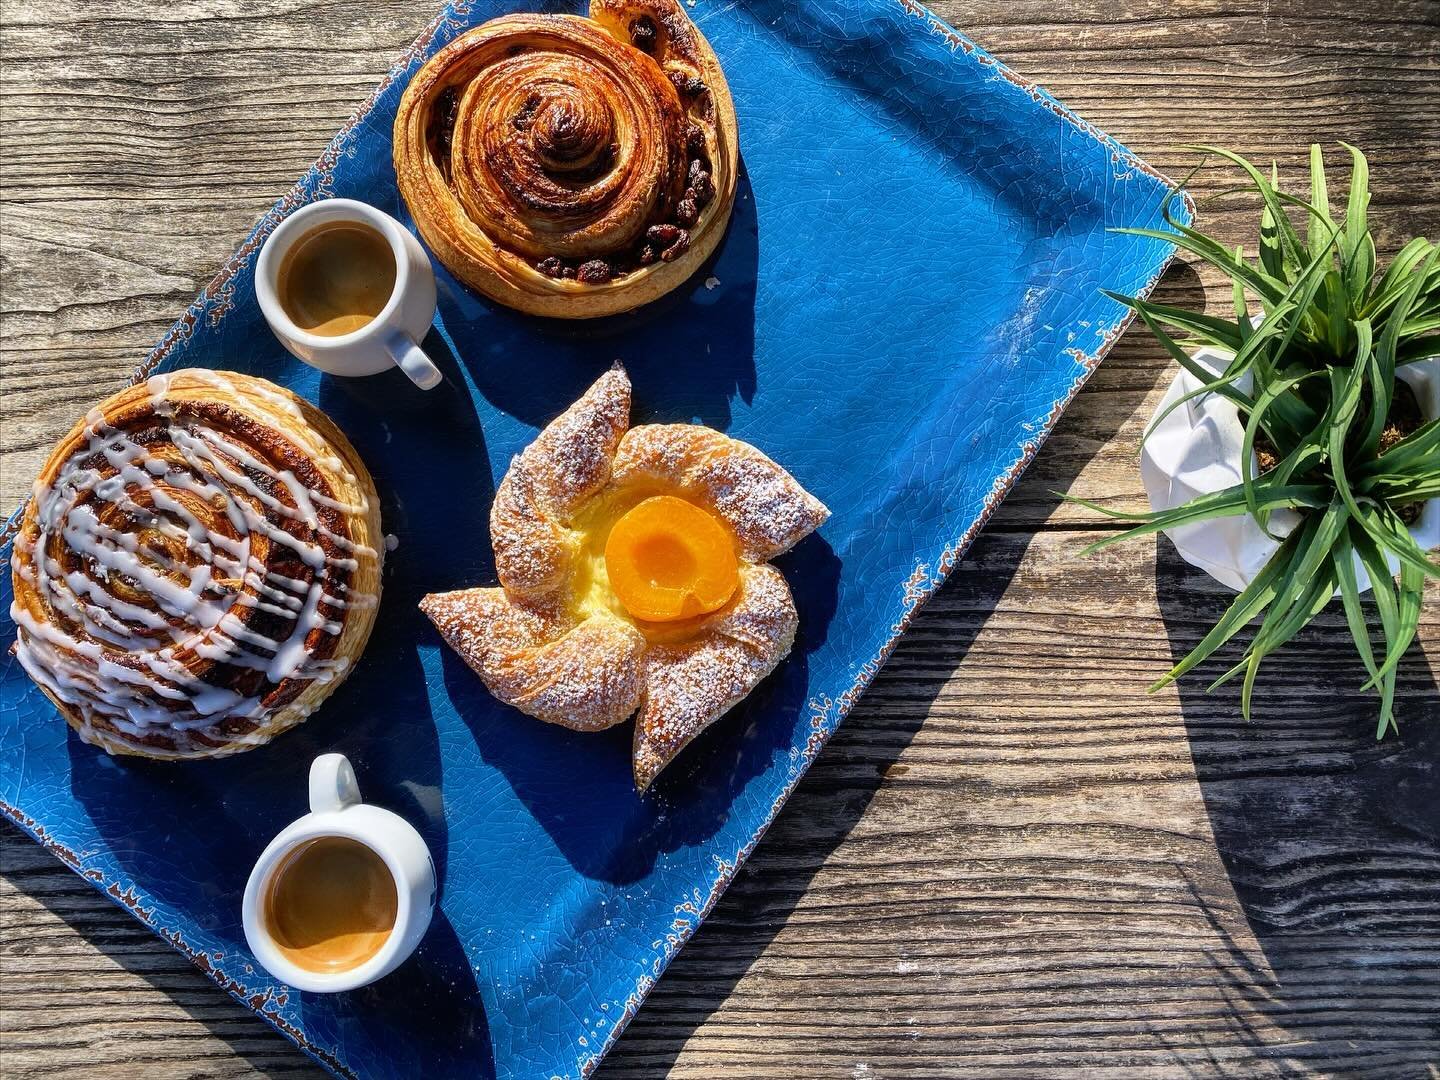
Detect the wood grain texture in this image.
<box><xmin>2</xmin><ymin>0</ymin><xmax>1438</xmax><ymax>1077</ymax></box>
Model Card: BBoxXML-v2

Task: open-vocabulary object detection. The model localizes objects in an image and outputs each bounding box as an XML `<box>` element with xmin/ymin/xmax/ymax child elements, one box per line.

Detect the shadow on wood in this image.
<box><xmin>0</xmin><ymin>821</ymin><xmax>321</xmax><ymax>1078</ymax></box>
<box><xmin>1155</xmin><ymin>535</ymin><xmax>1440</xmax><ymax>1074</ymax></box>
<box><xmin>596</xmin><ymin>260</ymin><xmax>1211</xmax><ymax>1077</ymax></box>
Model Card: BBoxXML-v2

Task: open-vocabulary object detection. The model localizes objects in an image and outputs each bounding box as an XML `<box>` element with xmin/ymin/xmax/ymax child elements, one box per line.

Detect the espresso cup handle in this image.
<box><xmin>309</xmin><ymin>753</ymin><xmax>362</xmax><ymax>815</ymax></box>
<box><xmin>384</xmin><ymin>331</ymin><xmax>442</xmax><ymax>391</ymax></box>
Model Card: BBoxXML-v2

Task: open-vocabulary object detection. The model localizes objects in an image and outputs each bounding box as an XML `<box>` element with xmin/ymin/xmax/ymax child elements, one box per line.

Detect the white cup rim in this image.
<box><xmin>254</xmin><ymin>198</ymin><xmax>413</xmax><ymax>352</ymax></box>
<box><xmin>242</xmin><ymin>807</ymin><xmax>416</xmax><ymax>994</ymax></box>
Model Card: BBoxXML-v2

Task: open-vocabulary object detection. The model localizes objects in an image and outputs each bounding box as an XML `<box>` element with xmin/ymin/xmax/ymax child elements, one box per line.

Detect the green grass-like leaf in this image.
<box><xmin>1085</xmin><ymin>144</ymin><xmax>1440</xmax><ymax>734</ymax></box>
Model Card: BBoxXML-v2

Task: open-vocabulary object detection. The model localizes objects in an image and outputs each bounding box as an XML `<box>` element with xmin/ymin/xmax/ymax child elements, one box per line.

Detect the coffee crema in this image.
<box><xmin>263</xmin><ymin>836</ymin><xmax>398</xmax><ymax>973</ymax></box>
<box><xmin>278</xmin><ymin>222</ymin><xmax>397</xmax><ymax>337</ymax></box>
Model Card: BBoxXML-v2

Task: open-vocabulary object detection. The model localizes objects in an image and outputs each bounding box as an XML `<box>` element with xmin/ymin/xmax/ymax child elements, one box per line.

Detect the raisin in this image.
<box><xmin>647</xmin><ymin>223</ymin><xmax>682</xmax><ymax>245</ymax></box>
<box><xmin>666</xmin><ymin>70</ymin><xmax>700</xmax><ymax>99</ymax></box>
<box><xmin>675</xmin><ymin>196</ymin><xmax>699</xmax><ymax>227</ymax></box>
<box><xmin>660</xmin><ymin>230</ymin><xmax>691</xmax><ymax>262</ymax></box>
<box><xmin>637</xmin><ymin>242</ymin><xmax>661</xmax><ymax>266</ymax></box>
<box><xmin>576</xmin><ymin>259</ymin><xmax>613</xmax><ymax>284</ymax></box>
<box><xmin>687</xmin><ymin>160</ymin><xmax>714</xmax><ymax>207</ymax></box>
<box><xmin>536</xmin><ymin>256</ymin><xmax>565</xmax><ymax>277</ymax></box>
<box><xmin>629</xmin><ymin>16</ymin><xmax>657</xmax><ymax>52</ymax></box>
<box><xmin>561</xmin><ymin>265</ymin><xmax>577</xmax><ymax>279</ymax></box>
<box><xmin>684</xmin><ymin>122</ymin><xmax>706</xmax><ymax>158</ymax></box>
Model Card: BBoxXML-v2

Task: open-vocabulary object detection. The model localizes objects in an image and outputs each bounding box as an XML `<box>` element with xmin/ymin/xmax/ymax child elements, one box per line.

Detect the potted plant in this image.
<box><xmin>1072</xmin><ymin>144</ymin><xmax>1440</xmax><ymax>736</ymax></box>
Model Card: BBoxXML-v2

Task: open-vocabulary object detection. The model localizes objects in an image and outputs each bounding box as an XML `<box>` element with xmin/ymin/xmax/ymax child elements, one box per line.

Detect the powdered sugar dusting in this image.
<box><xmin>633</xmin><ymin>564</ymin><xmax>798</xmax><ymax>789</ymax></box>
<box><xmin>419</xmin><ymin>588</ymin><xmax>644</xmax><ymax>732</ymax></box>
<box><xmin>421</xmin><ymin>365</ymin><xmax>826</xmax><ymax>788</ymax></box>
<box><xmin>612</xmin><ymin>424</ymin><xmax>830</xmax><ymax>561</ymax></box>
<box><xmin>491</xmin><ymin>366</ymin><xmax>630</xmax><ymax>596</ymax></box>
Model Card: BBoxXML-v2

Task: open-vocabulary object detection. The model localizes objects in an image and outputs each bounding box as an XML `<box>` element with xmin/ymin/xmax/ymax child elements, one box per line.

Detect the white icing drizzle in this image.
<box><xmin>10</xmin><ymin>371</ymin><xmax>378</xmax><ymax>754</ymax></box>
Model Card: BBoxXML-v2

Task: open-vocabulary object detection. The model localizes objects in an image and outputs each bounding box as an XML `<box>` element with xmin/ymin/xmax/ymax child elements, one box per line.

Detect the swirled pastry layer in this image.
<box><xmin>394</xmin><ymin>0</ymin><xmax>738</xmax><ymax>318</ymax></box>
<box><xmin>10</xmin><ymin>370</ymin><xmax>383</xmax><ymax>760</ymax></box>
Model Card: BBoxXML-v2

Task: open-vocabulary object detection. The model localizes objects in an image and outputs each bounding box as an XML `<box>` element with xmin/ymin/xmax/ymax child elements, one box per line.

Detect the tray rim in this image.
<box><xmin>0</xmin><ymin>1</ymin><xmax>1191</xmax><ymax>1076</ymax></box>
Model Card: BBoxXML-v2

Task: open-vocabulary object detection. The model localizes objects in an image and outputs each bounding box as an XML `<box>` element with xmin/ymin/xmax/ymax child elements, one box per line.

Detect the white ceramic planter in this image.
<box><xmin>1141</xmin><ymin>349</ymin><xmax>1440</xmax><ymax>593</ymax></box>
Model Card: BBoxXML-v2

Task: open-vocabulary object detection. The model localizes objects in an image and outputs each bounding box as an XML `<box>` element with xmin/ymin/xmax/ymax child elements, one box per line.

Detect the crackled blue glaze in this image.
<box><xmin>0</xmin><ymin>2</ymin><xmax>1185</xmax><ymax>1076</ymax></box>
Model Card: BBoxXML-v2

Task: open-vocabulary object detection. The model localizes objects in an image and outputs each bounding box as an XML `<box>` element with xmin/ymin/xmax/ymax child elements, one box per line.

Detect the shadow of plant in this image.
<box><xmin>596</xmin><ymin>262</ymin><xmax>1209</xmax><ymax>1078</ymax></box>
<box><xmin>1155</xmin><ymin>534</ymin><xmax>1440</xmax><ymax>1075</ymax></box>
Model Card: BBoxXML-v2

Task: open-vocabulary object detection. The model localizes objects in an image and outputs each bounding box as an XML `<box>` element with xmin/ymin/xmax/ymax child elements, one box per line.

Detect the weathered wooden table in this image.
<box><xmin>3</xmin><ymin>1</ymin><xmax>1437</xmax><ymax>1076</ymax></box>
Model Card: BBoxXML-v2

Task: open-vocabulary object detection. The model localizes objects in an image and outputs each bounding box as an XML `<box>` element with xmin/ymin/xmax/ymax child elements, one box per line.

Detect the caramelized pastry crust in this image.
<box><xmin>10</xmin><ymin>370</ymin><xmax>382</xmax><ymax>760</ymax></box>
<box><xmin>421</xmin><ymin>366</ymin><xmax>828</xmax><ymax>789</ymax></box>
<box><xmin>393</xmin><ymin>0</ymin><xmax>738</xmax><ymax>318</ymax></box>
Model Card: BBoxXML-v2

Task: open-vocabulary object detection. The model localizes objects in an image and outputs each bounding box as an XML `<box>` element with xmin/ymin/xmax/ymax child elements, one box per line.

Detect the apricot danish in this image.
<box><xmin>420</xmin><ymin>367</ymin><xmax>828</xmax><ymax>790</ymax></box>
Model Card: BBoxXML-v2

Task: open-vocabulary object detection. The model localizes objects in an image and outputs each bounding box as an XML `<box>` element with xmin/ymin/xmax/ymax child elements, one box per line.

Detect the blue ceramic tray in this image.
<box><xmin>0</xmin><ymin>2</ymin><xmax>1185</xmax><ymax>1076</ymax></box>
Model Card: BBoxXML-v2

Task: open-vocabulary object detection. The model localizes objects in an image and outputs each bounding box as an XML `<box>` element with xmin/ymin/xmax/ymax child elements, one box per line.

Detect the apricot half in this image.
<box><xmin>604</xmin><ymin>495</ymin><xmax>738</xmax><ymax>622</ymax></box>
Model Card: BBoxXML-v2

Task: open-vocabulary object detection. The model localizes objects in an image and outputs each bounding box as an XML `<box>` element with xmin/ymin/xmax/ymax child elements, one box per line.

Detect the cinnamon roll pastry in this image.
<box><xmin>393</xmin><ymin>0</ymin><xmax>738</xmax><ymax>318</ymax></box>
<box><xmin>10</xmin><ymin>370</ymin><xmax>383</xmax><ymax>760</ymax></box>
<box><xmin>421</xmin><ymin>366</ymin><xmax>828</xmax><ymax>790</ymax></box>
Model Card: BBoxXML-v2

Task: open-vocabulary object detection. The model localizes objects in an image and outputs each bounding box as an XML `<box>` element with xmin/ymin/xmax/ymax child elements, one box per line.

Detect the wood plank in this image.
<box><xmin>2</xmin><ymin>0</ymin><xmax>1438</xmax><ymax>1076</ymax></box>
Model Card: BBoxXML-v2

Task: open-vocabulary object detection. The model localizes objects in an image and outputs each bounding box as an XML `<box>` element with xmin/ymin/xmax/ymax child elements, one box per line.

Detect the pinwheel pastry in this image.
<box><xmin>421</xmin><ymin>367</ymin><xmax>829</xmax><ymax>789</ymax></box>
<box><xmin>393</xmin><ymin>0</ymin><xmax>738</xmax><ymax>319</ymax></box>
<box><xmin>10</xmin><ymin>369</ymin><xmax>383</xmax><ymax>760</ymax></box>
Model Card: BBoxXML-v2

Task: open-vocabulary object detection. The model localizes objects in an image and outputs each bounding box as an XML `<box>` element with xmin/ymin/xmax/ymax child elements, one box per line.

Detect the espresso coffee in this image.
<box><xmin>263</xmin><ymin>836</ymin><xmax>398</xmax><ymax>973</ymax></box>
<box><xmin>278</xmin><ymin>222</ymin><xmax>397</xmax><ymax>337</ymax></box>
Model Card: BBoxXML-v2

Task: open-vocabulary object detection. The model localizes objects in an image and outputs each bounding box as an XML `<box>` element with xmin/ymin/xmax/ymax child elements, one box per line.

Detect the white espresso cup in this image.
<box><xmin>242</xmin><ymin>753</ymin><xmax>436</xmax><ymax>993</ymax></box>
<box><xmin>255</xmin><ymin>199</ymin><xmax>442</xmax><ymax>390</ymax></box>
